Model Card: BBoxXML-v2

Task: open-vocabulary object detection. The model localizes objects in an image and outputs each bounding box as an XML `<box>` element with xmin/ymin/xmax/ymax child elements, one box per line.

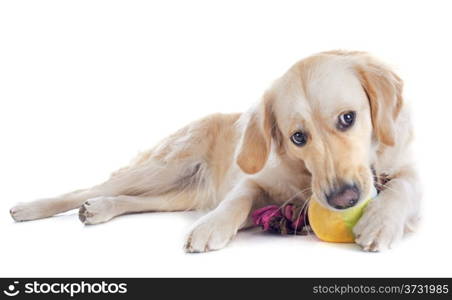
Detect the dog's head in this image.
<box><xmin>237</xmin><ymin>51</ymin><xmax>403</xmax><ymax>210</ymax></box>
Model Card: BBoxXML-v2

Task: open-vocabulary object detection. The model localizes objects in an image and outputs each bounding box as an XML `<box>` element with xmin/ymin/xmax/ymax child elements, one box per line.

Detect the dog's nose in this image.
<box><xmin>326</xmin><ymin>184</ymin><xmax>360</xmax><ymax>209</ymax></box>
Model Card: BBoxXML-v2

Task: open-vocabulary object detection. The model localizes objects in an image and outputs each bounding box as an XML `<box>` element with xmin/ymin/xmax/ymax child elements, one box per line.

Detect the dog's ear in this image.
<box><xmin>356</xmin><ymin>60</ymin><xmax>403</xmax><ymax>146</ymax></box>
<box><xmin>236</xmin><ymin>93</ymin><xmax>279</xmax><ymax>174</ymax></box>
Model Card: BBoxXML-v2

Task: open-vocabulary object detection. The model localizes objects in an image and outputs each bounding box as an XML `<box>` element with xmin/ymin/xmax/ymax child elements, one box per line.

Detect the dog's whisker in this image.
<box><xmin>293</xmin><ymin>196</ymin><xmax>310</xmax><ymax>236</ymax></box>
<box><xmin>376</xmin><ymin>181</ymin><xmax>402</xmax><ymax>197</ymax></box>
<box><xmin>275</xmin><ymin>187</ymin><xmax>312</xmax><ymax>210</ymax></box>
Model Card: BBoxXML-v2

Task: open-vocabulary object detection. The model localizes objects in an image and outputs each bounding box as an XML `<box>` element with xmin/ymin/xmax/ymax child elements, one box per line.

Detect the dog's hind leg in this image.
<box><xmin>10</xmin><ymin>113</ymin><xmax>238</xmax><ymax>222</ymax></box>
<box><xmin>78</xmin><ymin>190</ymin><xmax>200</xmax><ymax>225</ymax></box>
<box><xmin>10</xmin><ymin>188</ymin><xmax>104</xmax><ymax>222</ymax></box>
<box><xmin>10</xmin><ymin>158</ymin><xmax>207</xmax><ymax>222</ymax></box>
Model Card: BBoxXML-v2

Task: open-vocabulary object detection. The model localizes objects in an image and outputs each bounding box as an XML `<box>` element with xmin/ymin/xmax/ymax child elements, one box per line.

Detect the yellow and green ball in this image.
<box><xmin>308</xmin><ymin>189</ymin><xmax>375</xmax><ymax>243</ymax></box>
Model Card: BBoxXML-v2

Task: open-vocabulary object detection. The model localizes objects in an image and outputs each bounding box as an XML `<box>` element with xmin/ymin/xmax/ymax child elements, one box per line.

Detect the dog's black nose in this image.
<box><xmin>326</xmin><ymin>184</ymin><xmax>360</xmax><ymax>209</ymax></box>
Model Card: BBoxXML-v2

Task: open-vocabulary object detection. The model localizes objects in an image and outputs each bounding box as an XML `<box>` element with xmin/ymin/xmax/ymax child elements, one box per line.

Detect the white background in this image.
<box><xmin>1</xmin><ymin>0</ymin><xmax>451</xmax><ymax>277</ymax></box>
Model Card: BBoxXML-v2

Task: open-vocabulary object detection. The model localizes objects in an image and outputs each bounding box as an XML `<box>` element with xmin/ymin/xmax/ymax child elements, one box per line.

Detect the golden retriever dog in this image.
<box><xmin>10</xmin><ymin>50</ymin><xmax>421</xmax><ymax>252</ymax></box>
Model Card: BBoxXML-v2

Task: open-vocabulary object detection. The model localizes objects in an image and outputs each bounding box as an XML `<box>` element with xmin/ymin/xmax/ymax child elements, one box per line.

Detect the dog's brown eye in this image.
<box><xmin>291</xmin><ymin>131</ymin><xmax>307</xmax><ymax>146</ymax></box>
<box><xmin>337</xmin><ymin>111</ymin><xmax>356</xmax><ymax>131</ymax></box>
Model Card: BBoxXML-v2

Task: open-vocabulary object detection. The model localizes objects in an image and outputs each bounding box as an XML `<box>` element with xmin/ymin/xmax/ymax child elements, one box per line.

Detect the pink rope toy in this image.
<box><xmin>252</xmin><ymin>204</ymin><xmax>310</xmax><ymax>235</ymax></box>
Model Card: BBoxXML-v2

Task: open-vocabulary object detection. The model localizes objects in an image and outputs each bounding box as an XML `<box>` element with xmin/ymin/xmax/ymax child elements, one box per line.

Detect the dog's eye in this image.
<box><xmin>291</xmin><ymin>131</ymin><xmax>307</xmax><ymax>146</ymax></box>
<box><xmin>337</xmin><ymin>111</ymin><xmax>356</xmax><ymax>131</ymax></box>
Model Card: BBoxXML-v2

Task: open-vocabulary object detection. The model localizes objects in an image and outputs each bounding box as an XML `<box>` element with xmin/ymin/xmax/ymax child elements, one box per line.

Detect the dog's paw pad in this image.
<box><xmin>78</xmin><ymin>197</ymin><xmax>115</xmax><ymax>225</ymax></box>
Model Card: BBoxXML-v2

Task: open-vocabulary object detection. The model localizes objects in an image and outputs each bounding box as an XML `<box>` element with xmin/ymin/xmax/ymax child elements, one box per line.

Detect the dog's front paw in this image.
<box><xmin>184</xmin><ymin>213</ymin><xmax>238</xmax><ymax>253</ymax></box>
<box><xmin>79</xmin><ymin>197</ymin><xmax>117</xmax><ymax>225</ymax></box>
<box><xmin>353</xmin><ymin>200</ymin><xmax>404</xmax><ymax>252</ymax></box>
